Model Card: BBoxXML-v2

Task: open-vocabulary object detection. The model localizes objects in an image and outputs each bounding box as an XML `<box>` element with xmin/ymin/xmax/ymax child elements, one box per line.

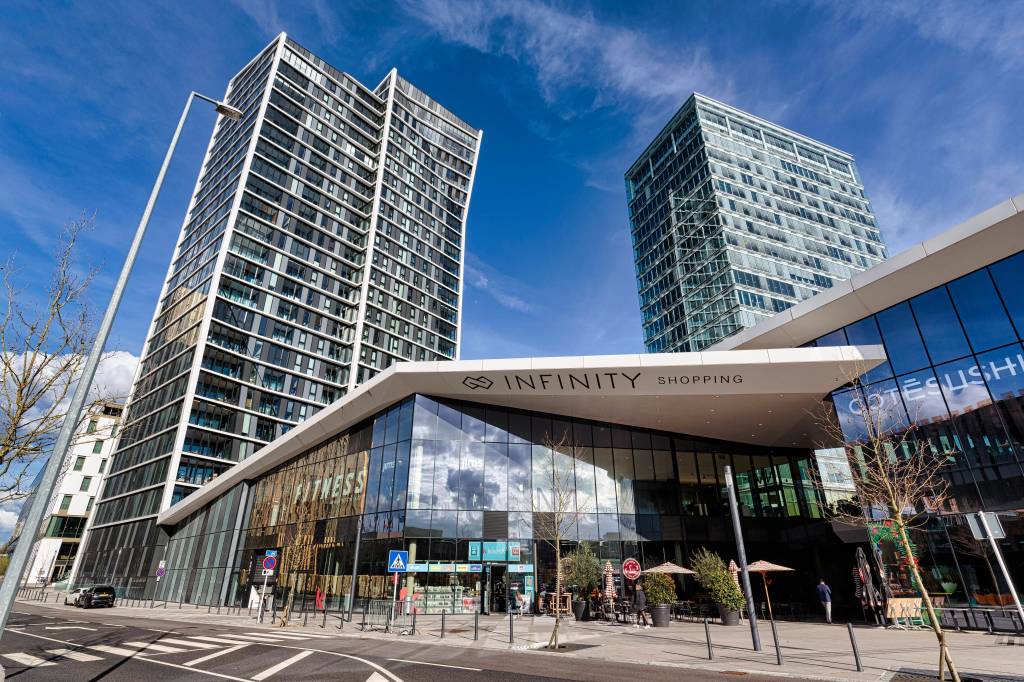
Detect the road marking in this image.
<box><xmin>251</xmin><ymin>649</ymin><xmax>315</xmax><ymax>680</ymax></box>
<box><xmin>386</xmin><ymin>658</ymin><xmax>483</xmax><ymax>671</ymax></box>
<box><xmin>159</xmin><ymin>637</ymin><xmax>223</xmax><ymax>649</ymax></box>
<box><xmin>185</xmin><ymin>644</ymin><xmax>248</xmax><ymax>666</ymax></box>
<box><xmin>89</xmin><ymin>644</ymin><xmax>144</xmax><ymax>657</ymax></box>
<box><xmin>189</xmin><ymin>635</ymin><xmax>269</xmax><ymax>645</ymax></box>
<box><xmin>2</xmin><ymin>652</ymin><xmax>57</xmax><ymax>667</ymax></box>
<box><xmin>45</xmin><ymin>625</ymin><xmax>96</xmax><ymax>631</ymax></box>
<box><xmin>124</xmin><ymin>640</ymin><xmax>189</xmax><ymax>653</ymax></box>
<box><xmin>4</xmin><ymin>628</ymin><xmax>250</xmax><ymax>681</ymax></box>
<box><xmin>45</xmin><ymin>648</ymin><xmax>104</xmax><ymax>662</ymax></box>
<box><xmin>242</xmin><ymin>632</ymin><xmax>313</xmax><ymax>640</ymax></box>
<box><xmin>244</xmin><ymin>631</ymin><xmax>332</xmax><ymax>639</ymax></box>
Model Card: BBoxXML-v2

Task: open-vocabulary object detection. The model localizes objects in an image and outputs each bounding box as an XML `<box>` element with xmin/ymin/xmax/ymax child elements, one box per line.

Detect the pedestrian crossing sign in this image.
<box><xmin>388</xmin><ymin>550</ymin><xmax>409</xmax><ymax>573</ymax></box>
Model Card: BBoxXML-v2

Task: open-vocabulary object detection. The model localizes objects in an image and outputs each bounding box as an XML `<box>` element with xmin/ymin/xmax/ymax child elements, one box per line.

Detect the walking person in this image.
<box><xmin>817</xmin><ymin>578</ymin><xmax>833</xmax><ymax>624</ymax></box>
<box><xmin>633</xmin><ymin>583</ymin><xmax>650</xmax><ymax>628</ymax></box>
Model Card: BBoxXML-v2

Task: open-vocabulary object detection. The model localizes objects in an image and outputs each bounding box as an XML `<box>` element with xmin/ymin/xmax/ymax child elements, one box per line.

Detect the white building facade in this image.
<box><xmin>25</xmin><ymin>403</ymin><xmax>123</xmax><ymax>585</ymax></box>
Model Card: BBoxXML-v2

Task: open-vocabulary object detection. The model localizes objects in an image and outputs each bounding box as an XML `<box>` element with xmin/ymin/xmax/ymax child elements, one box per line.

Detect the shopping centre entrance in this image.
<box><xmin>484</xmin><ymin>564</ymin><xmax>507</xmax><ymax>614</ymax></box>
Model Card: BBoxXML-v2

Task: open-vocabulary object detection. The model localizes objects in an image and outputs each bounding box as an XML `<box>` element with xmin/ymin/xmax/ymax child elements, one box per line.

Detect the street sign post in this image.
<box><xmin>155</xmin><ymin>560</ymin><xmax>166</xmax><ymax>582</ymax></box>
<box><xmin>622</xmin><ymin>558</ymin><xmax>641</xmax><ymax>581</ymax></box>
<box><xmin>388</xmin><ymin>550</ymin><xmax>409</xmax><ymax>628</ymax></box>
<box><xmin>258</xmin><ymin>552</ymin><xmax>278</xmax><ymax>624</ymax></box>
<box><xmin>971</xmin><ymin>512</ymin><xmax>1023</xmax><ymax>625</ymax></box>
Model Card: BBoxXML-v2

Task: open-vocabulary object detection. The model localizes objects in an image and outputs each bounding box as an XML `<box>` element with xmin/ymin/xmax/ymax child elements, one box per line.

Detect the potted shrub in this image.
<box><xmin>563</xmin><ymin>543</ymin><xmax>601</xmax><ymax>621</ymax></box>
<box><xmin>642</xmin><ymin>572</ymin><xmax>676</xmax><ymax>627</ymax></box>
<box><xmin>691</xmin><ymin>548</ymin><xmax>745</xmax><ymax>626</ymax></box>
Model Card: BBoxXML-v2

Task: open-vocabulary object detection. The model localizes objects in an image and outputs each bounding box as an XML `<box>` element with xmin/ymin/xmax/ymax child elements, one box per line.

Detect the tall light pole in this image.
<box><xmin>725</xmin><ymin>465</ymin><xmax>762</xmax><ymax>651</ymax></box>
<box><xmin>0</xmin><ymin>91</ymin><xmax>242</xmax><ymax>638</ymax></box>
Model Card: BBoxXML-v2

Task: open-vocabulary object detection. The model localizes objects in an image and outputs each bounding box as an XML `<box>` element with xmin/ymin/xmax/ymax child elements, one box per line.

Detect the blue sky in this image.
<box><xmin>1</xmin><ymin>0</ymin><xmax>1022</xmax><ymax>366</ymax></box>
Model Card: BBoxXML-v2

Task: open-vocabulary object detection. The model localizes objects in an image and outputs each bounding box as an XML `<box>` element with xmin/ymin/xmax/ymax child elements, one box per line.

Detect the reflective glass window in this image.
<box><xmin>482</xmin><ymin>442</ymin><xmax>508</xmax><ymax>511</ymax></box>
<box><xmin>430</xmin><ymin>440</ymin><xmax>460</xmax><ymax>509</ymax></box>
<box><xmin>573</xmin><ymin>447</ymin><xmax>597</xmax><ymax>513</ymax></box>
<box><xmin>531</xmin><ymin>444</ymin><xmax>553</xmax><ymax>512</ymax></box>
<box><xmin>988</xmin><ymin>252</ymin><xmax>1024</xmax><ymax>337</ymax></box>
<box><xmin>392</xmin><ymin>441</ymin><xmax>410</xmax><ymax>511</ymax></box>
<box><xmin>877</xmin><ymin>303</ymin><xmax>930</xmax><ymax>374</ymax></box>
<box><xmin>412</xmin><ymin>396</ymin><xmax>437</xmax><ymax>439</ymax></box>
<box><xmin>935</xmin><ymin>357</ymin><xmax>991</xmax><ymax>416</ymax></box>
<box><xmin>844</xmin><ymin>317</ymin><xmax>892</xmax><ymax>382</ymax></box>
<box><xmin>436</xmin><ymin>401</ymin><xmax>462</xmax><ymax>441</ymax></box>
<box><xmin>458</xmin><ymin>510</ymin><xmax>482</xmax><ymax>538</ymax></box>
<box><xmin>593</xmin><ymin>448</ymin><xmax>618</xmax><ymax>513</ymax></box>
<box><xmin>363</xmin><ymin>448</ymin><xmax>383</xmax><ymax>515</ymax></box>
<box><xmin>598</xmin><ymin>513</ymin><xmax>619</xmax><ymax>542</ymax></box>
<box><xmin>458</xmin><ymin>441</ymin><xmax>485</xmax><ymax>508</ymax></box>
<box><xmin>897</xmin><ymin>369</ymin><xmax>949</xmax><ymax>426</ymax></box>
<box><xmin>507</xmin><ymin>444</ymin><xmax>532</xmax><ymax>510</ymax></box>
<box><xmin>676</xmin><ymin>450</ymin><xmax>702</xmax><ymax>515</ymax></box>
<box><xmin>376</xmin><ymin>444</ymin><xmax>396</xmax><ymax>512</ymax></box>
<box><xmin>484</xmin><ymin>408</ymin><xmax>508</xmax><ymax>442</ymax></box>
<box><xmin>814</xmin><ymin>328</ymin><xmax>848</xmax><ymax>347</ymax></box>
<box><xmin>948</xmin><ymin>270</ymin><xmax>1017</xmax><ymax>353</ymax></box>
<box><xmin>462</xmin><ymin>406</ymin><xmax>485</xmax><ymax>441</ymax></box>
<box><xmin>431</xmin><ymin>510</ymin><xmax>457</xmax><ymax>538</ymax></box>
<box><xmin>613</xmin><ymin>448</ymin><xmax>635</xmax><ymax>514</ymax></box>
<box><xmin>577</xmin><ymin>513</ymin><xmax>599</xmax><ymax>541</ymax></box>
<box><xmin>910</xmin><ymin>288</ymin><xmax>970</xmax><ymax>363</ymax></box>
<box><xmin>978</xmin><ymin>344</ymin><xmax>1024</xmax><ymax>401</ymax></box>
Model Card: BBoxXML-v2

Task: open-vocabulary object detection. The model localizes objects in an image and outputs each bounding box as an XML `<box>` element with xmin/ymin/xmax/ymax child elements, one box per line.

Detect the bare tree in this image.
<box><xmin>0</xmin><ymin>216</ymin><xmax>104</xmax><ymax>507</ymax></box>
<box><xmin>534</xmin><ymin>432</ymin><xmax>590</xmax><ymax>650</ymax></box>
<box><xmin>814</xmin><ymin>366</ymin><xmax>961</xmax><ymax>682</ymax></box>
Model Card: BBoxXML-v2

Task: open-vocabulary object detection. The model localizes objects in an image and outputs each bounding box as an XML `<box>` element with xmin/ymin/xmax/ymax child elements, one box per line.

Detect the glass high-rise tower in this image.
<box><xmin>77</xmin><ymin>34</ymin><xmax>481</xmax><ymax>587</ymax></box>
<box><xmin>626</xmin><ymin>93</ymin><xmax>885</xmax><ymax>353</ymax></box>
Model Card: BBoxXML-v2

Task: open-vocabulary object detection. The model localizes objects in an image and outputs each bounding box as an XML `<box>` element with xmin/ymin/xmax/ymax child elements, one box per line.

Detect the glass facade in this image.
<box><xmin>137</xmin><ymin>395</ymin><xmax>841</xmax><ymax>611</ymax></box>
<box><xmin>627</xmin><ymin>93</ymin><xmax>886</xmax><ymax>353</ymax></box>
<box><xmin>813</xmin><ymin>249</ymin><xmax>1024</xmax><ymax>608</ymax></box>
<box><xmin>78</xmin><ymin>35</ymin><xmax>481</xmax><ymax>588</ymax></box>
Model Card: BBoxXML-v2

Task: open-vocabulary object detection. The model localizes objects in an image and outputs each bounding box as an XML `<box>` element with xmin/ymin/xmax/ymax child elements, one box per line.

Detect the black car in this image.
<box><xmin>76</xmin><ymin>585</ymin><xmax>116</xmax><ymax>608</ymax></box>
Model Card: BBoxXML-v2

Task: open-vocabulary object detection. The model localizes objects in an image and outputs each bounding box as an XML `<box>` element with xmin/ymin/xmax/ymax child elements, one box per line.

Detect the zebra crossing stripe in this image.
<box><xmin>158</xmin><ymin>637</ymin><xmax>222</xmax><ymax>649</ymax></box>
<box><xmin>88</xmin><ymin>644</ymin><xmax>142</xmax><ymax>657</ymax></box>
<box><xmin>243</xmin><ymin>631</ymin><xmax>331</xmax><ymax>639</ymax></box>
<box><xmin>45</xmin><ymin>648</ymin><xmax>104</xmax><ymax>662</ymax></box>
<box><xmin>187</xmin><ymin>635</ymin><xmax>263</xmax><ymax>645</ymax></box>
<box><xmin>123</xmin><ymin>641</ymin><xmax>189</xmax><ymax>653</ymax></box>
<box><xmin>2</xmin><ymin>652</ymin><xmax>56</xmax><ymax>667</ymax></box>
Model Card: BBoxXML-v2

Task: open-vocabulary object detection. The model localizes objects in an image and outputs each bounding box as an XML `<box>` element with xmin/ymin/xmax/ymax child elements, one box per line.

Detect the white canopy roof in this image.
<box><xmin>158</xmin><ymin>345</ymin><xmax>883</xmax><ymax>526</ymax></box>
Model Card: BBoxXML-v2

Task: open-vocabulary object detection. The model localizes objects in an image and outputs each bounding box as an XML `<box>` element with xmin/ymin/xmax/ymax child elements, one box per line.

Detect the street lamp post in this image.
<box><xmin>0</xmin><ymin>91</ymin><xmax>242</xmax><ymax>639</ymax></box>
<box><xmin>725</xmin><ymin>465</ymin><xmax>762</xmax><ymax>651</ymax></box>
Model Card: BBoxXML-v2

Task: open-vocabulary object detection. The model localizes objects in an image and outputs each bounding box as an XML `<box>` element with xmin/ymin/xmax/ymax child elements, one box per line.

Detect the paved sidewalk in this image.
<box><xmin>20</xmin><ymin>599</ymin><xmax>1024</xmax><ymax>681</ymax></box>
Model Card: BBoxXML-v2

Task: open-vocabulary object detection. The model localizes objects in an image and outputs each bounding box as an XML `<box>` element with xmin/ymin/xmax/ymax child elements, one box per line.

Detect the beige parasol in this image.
<box><xmin>746</xmin><ymin>560</ymin><xmax>795</xmax><ymax>620</ymax></box>
<box><xmin>642</xmin><ymin>561</ymin><xmax>696</xmax><ymax>575</ymax></box>
<box><xmin>603</xmin><ymin>561</ymin><xmax>616</xmax><ymax>602</ymax></box>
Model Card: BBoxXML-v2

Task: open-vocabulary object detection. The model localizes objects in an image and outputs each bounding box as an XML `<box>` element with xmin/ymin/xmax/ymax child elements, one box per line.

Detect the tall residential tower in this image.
<box><xmin>77</xmin><ymin>34</ymin><xmax>481</xmax><ymax>587</ymax></box>
<box><xmin>626</xmin><ymin>93</ymin><xmax>885</xmax><ymax>352</ymax></box>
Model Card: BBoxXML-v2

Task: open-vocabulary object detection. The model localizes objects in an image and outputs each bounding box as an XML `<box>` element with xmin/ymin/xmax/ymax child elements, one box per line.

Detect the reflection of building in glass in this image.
<box><xmin>76</xmin><ymin>34</ymin><xmax>481</xmax><ymax>590</ymax></box>
<box><xmin>813</xmin><ymin>447</ymin><xmax>856</xmax><ymax>508</ymax></box>
<box><xmin>715</xmin><ymin>193</ymin><xmax>1024</xmax><ymax>613</ymax></box>
<box><xmin>626</xmin><ymin>93</ymin><xmax>886</xmax><ymax>353</ymax></box>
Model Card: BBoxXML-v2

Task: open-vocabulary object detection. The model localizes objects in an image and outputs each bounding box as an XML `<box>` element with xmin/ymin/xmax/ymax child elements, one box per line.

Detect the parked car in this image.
<box><xmin>64</xmin><ymin>588</ymin><xmax>84</xmax><ymax>606</ymax></box>
<box><xmin>76</xmin><ymin>585</ymin><xmax>116</xmax><ymax>608</ymax></box>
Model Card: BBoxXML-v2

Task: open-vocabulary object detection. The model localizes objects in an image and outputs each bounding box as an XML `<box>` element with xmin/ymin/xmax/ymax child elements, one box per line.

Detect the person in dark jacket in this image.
<box><xmin>633</xmin><ymin>585</ymin><xmax>650</xmax><ymax>628</ymax></box>
<box><xmin>817</xmin><ymin>579</ymin><xmax>833</xmax><ymax>623</ymax></box>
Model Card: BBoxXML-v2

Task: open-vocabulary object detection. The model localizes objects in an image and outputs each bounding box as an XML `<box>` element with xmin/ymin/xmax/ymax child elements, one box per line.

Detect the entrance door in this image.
<box><xmin>488</xmin><ymin>565</ymin><xmax>507</xmax><ymax>613</ymax></box>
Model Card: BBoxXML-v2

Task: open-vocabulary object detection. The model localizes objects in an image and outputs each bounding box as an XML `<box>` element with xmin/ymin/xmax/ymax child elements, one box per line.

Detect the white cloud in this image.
<box><xmin>0</xmin><ymin>508</ymin><xmax>19</xmax><ymax>536</ymax></box>
<box><xmin>464</xmin><ymin>256</ymin><xmax>535</xmax><ymax>314</ymax></box>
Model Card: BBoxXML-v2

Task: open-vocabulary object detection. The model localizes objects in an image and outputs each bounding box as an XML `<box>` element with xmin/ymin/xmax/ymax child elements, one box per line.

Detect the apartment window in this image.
<box><xmin>80</xmin><ymin>477</ymin><xmax>92</xmax><ymax>492</ymax></box>
<box><xmin>99</xmin><ymin>459</ymin><xmax>106</xmax><ymax>474</ymax></box>
<box><xmin>110</xmin><ymin>424</ymin><xmax>118</xmax><ymax>437</ymax></box>
<box><xmin>86</xmin><ymin>420</ymin><xmax>97</xmax><ymax>434</ymax></box>
<box><xmin>92</xmin><ymin>440</ymin><xmax>104</xmax><ymax>454</ymax></box>
<box><xmin>59</xmin><ymin>495</ymin><xmax>72</xmax><ymax>512</ymax></box>
<box><xmin>73</xmin><ymin>456</ymin><xmax>85</xmax><ymax>472</ymax></box>
<box><xmin>86</xmin><ymin>497</ymin><xmax>94</xmax><ymax>513</ymax></box>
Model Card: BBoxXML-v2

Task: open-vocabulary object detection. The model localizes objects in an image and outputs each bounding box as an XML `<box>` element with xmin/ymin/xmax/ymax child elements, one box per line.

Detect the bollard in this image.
<box><xmin>770</xmin><ymin>619</ymin><xmax>784</xmax><ymax>665</ymax></box>
<box><xmin>271</xmin><ymin>598</ymin><xmax>277</xmax><ymax>624</ymax></box>
<box><xmin>441</xmin><ymin>609</ymin><xmax>446</xmax><ymax>639</ymax></box>
<box><xmin>509</xmin><ymin>606</ymin><xmax>514</xmax><ymax>644</ymax></box>
<box><xmin>208</xmin><ymin>602</ymin><xmax>212</xmax><ymax>614</ymax></box>
<box><xmin>303</xmin><ymin>609</ymin><xmax>309</xmax><ymax>627</ymax></box>
<box><xmin>410</xmin><ymin>609</ymin><xmax>416</xmax><ymax>636</ymax></box>
<box><xmin>847</xmin><ymin>623</ymin><xmax>863</xmax><ymax>672</ymax></box>
<box><xmin>984</xmin><ymin>611</ymin><xmax>994</xmax><ymax>635</ymax></box>
<box><xmin>322</xmin><ymin>607</ymin><xmax>327</xmax><ymax>629</ymax></box>
<box><xmin>704</xmin><ymin>617</ymin><xmax>714</xmax><ymax>660</ymax></box>
<box><xmin>474</xmin><ymin>611</ymin><xmax>479</xmax><ymax>641</ymax></box>
<box><xmin>360</xmin><ymin>605</ymin><xmax>367</xmax><ymax>631</ymax></box>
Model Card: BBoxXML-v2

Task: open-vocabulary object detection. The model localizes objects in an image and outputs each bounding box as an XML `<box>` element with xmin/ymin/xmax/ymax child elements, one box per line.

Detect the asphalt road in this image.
<box><xmin>0</xmin><ymin>603</ymin><xmax>811</xmax><ymax>681</ymax></box>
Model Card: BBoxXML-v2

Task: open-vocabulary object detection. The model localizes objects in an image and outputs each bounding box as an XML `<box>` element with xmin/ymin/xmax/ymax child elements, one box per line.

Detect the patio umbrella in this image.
<box><xmin>642</xmin><ymin>561</ymin><xmax>696</xmax><ymax>575</ymax></box>
<box><xmin>746</xmin><ymin>560</ymin><xmax>795</xmax><ymax>620</ymax></box>
<box><xmin>603</xmin><ymin>561</ymin><xmax>616</xmax><ymax>602</ymax></box>
<box><xmin>728</xmin><ymin>559</ymin><xmax>741</xmax><ymax>591</ymax></box>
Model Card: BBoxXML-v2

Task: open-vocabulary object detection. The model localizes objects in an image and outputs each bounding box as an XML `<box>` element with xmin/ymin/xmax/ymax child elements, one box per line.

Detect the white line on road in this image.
<box><xmin>386</xmin><ymin>658</ymin><xmax>483</xmax><ymax>671</ymax></box>
<box><xmin>45</xmin><ymin>647</ymin><xmax>104</xmax><ymax>662</ymax></box>
<box><xmin>89</xmin><ymin>644</ymin><xmax>145</xmax><ymax>657</ymax></box>
<box><xmin>185</xmin><ymin>643</ymin><xmax>248</xmax><ymax>667</ymax></box>
<box><xmin>189</xmin><ymin>635</ymin><xmax>271</xmax><ymax>645</ymax></box>
<box><xmin>2</xmin><ymin>652</ymin><xmax>56</xmax><ymax>667</ymax></box>
<box><xmin>123</xmin><ymin>640</ymin><xmax>189</xmax><ymax>653</ymax></box>
<box><xmin>5</xmin><ymin>629</ymin><xmax>250</xmax><ymax>682</ymax></box>
<box><xmin>45</xmin><ymin>625</ymin><xmax>96</xmax><ymax>631</ymax></box>
<box><xmin>159</xmin><ymin>637</ymin><xmax>223</xmax><ymax>649</ymax></box>
<box><xmin>244</xmin><ymin>631</ymin><xmax>332</xmax><ymax>639</ymax></box>
<box><xmin>251</xmin><ymin>649</ymin><xmax>315</xmax><ymax>680</ymax></box>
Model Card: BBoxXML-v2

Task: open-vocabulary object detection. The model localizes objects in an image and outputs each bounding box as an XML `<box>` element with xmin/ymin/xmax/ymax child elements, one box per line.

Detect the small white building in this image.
<box><xmin>25</xmin><ymin>402</ymin><xmax>122</xmax><ymax>585</ymax></box>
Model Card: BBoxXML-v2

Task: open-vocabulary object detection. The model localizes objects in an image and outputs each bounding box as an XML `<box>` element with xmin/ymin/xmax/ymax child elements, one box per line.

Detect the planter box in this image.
<box><xmin>572</xmin><ymin>600</ymin><xmax>589</xmax><ymax>621</ymax></box>
<box><xmin>651</xmin><ymin>604</ymin><xmax>671</xmax><ymax>627</ymax></box>
<box><xmin>717</xmin><ymin>603</ymin><xmax>740</xmax><ymax>626</ymax></box>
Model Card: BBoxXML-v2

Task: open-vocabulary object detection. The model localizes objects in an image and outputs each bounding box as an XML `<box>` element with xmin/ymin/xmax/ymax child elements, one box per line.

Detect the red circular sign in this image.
<box><xmin>622</xmin><ymin>558</ymin><xmax>641</xmax><ymax>581</ymax></box>
<box><xmin>262</xmin><ymin>556</ymin><xmax>278</xmax><ymax>571</ymax></box>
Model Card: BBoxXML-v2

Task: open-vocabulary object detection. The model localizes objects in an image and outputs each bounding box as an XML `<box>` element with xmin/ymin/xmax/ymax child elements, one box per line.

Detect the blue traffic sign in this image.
<box><xmin>388</xmin><ymin>550</ymin><xmax>409</xmax><ymax>573</ymax></box>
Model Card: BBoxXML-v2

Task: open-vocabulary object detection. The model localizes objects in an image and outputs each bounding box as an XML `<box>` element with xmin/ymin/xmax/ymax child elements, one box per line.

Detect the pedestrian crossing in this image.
<box><xmin>1</xmin><ymin>628</ymin><xmax>336</xmax><ymax>670</ymax></box>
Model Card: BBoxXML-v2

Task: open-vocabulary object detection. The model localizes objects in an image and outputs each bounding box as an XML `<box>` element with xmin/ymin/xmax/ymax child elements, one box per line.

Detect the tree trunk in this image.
<box><xmin>896</xmin><ymin>520</ymin><xmax>960</xmax><ymax>682</ymax></box>
<box><xmin>548</xmin><ymin>542</ymin><xmax>561</xmax><ymax>650</ymax></box>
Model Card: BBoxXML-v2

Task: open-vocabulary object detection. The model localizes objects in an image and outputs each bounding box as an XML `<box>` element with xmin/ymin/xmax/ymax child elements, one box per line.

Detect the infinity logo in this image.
<box><xmin>462</xmin><ymin>376</ymin><xmax>494</xmax><ymax>390</ymax></box>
